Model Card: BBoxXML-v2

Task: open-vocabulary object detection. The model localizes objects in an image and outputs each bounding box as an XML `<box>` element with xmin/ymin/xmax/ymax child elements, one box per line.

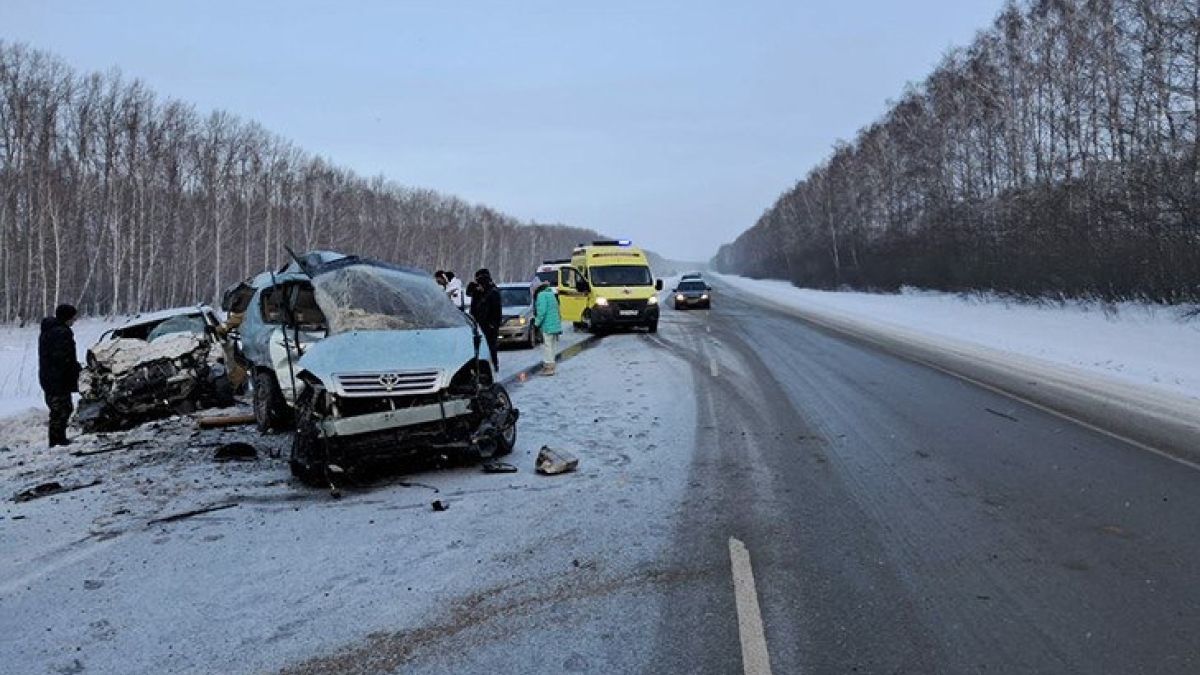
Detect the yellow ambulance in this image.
<box><xmin>554</xmin><ymin>240</ymin><xmax>662</xmax><ymax>333</ymax></box>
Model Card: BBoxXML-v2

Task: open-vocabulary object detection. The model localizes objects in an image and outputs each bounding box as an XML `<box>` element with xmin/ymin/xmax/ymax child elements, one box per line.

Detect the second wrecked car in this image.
<box><xmin>76</xmin><ymin>306</ymin><xmax>235</xmax><ymax>432</ymax></box>
<box><xmin>256</xmin><ymin>255</ymin><xmax>519</xmax><ymax>484</ymax></box>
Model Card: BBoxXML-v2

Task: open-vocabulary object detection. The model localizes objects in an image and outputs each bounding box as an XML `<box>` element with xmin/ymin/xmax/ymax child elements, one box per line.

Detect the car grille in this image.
<box><xmin>333</xmin><ymin>370</ymin><xmax>443</xmax><ymax>397</ymax></box>
<box><xmin>610</xmin><ymin>299</ymin><xmax>648</xmax><ymax>312</ymax></box>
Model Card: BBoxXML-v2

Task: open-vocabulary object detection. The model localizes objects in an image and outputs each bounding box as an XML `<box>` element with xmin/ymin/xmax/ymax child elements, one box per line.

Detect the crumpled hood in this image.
<box><xmin>297</xmin><ymin>326</ymin><xmax>484</xmax><ymax>384</ymax></box>
<box><xmin>91</xmin><ymin>333</ymin><xmax>205</xmax><ymax>374</ymax></box>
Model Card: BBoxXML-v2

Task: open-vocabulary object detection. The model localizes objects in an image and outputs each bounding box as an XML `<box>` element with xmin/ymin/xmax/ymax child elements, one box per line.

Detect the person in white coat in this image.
<box><xmin>436</xmin><ymin>270</ymin><xmax>466</xmax><ymax>309</ymax></box>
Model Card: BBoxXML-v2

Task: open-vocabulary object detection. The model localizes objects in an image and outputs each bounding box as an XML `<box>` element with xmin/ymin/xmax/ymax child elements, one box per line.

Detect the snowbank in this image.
<box><xmin>716</xmin><ymin>275</ymin><xmax>1200</xmax><ymax>402</ymax></box>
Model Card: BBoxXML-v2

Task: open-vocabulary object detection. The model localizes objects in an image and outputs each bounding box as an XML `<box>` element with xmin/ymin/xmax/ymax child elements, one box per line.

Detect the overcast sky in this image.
<box><xmin>2</xmin><ymin>0</ymin><xmax>1001</xmax><ymax>261</ymax></box>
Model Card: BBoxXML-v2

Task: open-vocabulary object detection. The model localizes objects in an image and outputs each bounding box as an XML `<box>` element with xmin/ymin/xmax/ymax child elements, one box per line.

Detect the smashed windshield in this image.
<box><xmin>147</xmin><ymin>315</ymin><xmax>208</xmax><ymax>342</ymax></box>
<box><xmin>500</xmin><ymin>287</ymin><xmax>531</xmax><ymax>307</ymax></box>
<box><xmin>312</xmin><ymin>264</ymin><xmax>468</xmax><ymax>334</ymax></box>
<box><xmin>589</xmin><ymin>265</ymin><xmax>653</xmax><ymax>287</ymax></box>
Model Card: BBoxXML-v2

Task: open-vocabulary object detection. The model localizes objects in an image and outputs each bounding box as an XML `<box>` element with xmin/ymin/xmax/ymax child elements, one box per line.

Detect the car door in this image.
<box><xmin>556</xmin><ymin>266</ymin><xmax>587</xmax><ymax>323</ymax></box>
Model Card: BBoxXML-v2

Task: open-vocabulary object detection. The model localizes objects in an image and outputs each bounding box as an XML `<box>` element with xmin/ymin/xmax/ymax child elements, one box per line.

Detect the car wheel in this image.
<box><xmin>674</xmin><ymin>302</ymin><xmax>683</xmax><ymax>310</ymax></box>
<box><xmin>289</xmin><ymin>390</ymin><xmax>324</xmax><ymax>486</ymax></box>
<box><xmin>491</xmin><ymin>384</ymin><xmax>517</xmax><ymax>456</ymax></box>
<box><xmin>581</xmin><ymin>309</ymin><xmax>593</xmax><ymax>333</ymax></box>
<box><xmin>647</xmin><ymin>320</ymin><xmax>658</xmax><ymax>334</ymax></box>
<box><xmin>253</xmin><ymin>369</ymin><xmax>291</xmax><ymax>433</ymax></box>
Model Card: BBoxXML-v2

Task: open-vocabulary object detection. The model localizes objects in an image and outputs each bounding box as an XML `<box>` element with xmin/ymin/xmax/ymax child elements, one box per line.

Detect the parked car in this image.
<box><xmin>534</xmin><ymin>259</ymin><xmax>571</xmax><ymax>290</ymax></box>
<box><xmin>76</xmin><ymin>306</ymin><xmax>234</xmax><ymax>432</ymax></box>
<box><xmin>673</xmin><ymin>279</ymin><xmax>712</xmax><ymax>309</ymax></box>
<box><xmin>280</xmin><ymin>256</ymin><xmax>517</xmax><ymax>484</ymax></box>
<box><xmin>238</xmin><ymin>251</ymin><xmax>344</xmax><ymax>433</ymax></box>
<box><xmin>497</xmin><ymin>282</ymin><xmax>541</xmax><ymax>349</ymax></box>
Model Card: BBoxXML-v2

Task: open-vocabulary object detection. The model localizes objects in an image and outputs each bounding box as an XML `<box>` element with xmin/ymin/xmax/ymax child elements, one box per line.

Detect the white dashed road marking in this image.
<box><xmin>729</xmin><ymin>537</ymin><xmax>773</xmax><ymax>675</ymax></box>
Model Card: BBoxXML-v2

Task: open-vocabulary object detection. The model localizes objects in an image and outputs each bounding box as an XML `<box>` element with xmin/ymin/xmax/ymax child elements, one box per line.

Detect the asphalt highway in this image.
<box><xmin>643</xmin><ymin>282</ymin><xmax>1200</xmax><ymax>674</ymax></box>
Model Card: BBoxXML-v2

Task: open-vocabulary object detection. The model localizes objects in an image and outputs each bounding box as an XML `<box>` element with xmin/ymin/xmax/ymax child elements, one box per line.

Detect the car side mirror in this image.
<box><xmin>576</xmin><ymin>279</ymin><xmax>590</xmax><ymax>293</ymax></box>
<box><xmin>706</xmin><ymin>285</ymin><xmax>713</xmax><ymax>291</ymax></box>
<box><xmin>655</xmin><ymin>279</ymin><xmax>663</xmax><ymax>291</ymax></box>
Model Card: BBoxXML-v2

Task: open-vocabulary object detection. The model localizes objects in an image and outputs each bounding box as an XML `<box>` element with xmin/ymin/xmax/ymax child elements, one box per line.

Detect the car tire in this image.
<box><xmin>253</xmin><ymin>369</ymin><xmax>291</xmax><ymax>434</ymax></box>
<box><xmin>647</xmin><ymin>320</ymin><xmax>658</xmax><ymax>334</ymax></box>
<box><xmin>491</xmin><ymin>384</ymin><xmax>517</xmax><ymax>457</ymax></box>
<box><xmin>674</xmin><ymin>302</ymin><xmax>683</xmax><ymax>310</ymax></box>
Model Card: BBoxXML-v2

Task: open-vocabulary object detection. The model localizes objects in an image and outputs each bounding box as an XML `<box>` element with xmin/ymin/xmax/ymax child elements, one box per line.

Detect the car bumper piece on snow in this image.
<box><xmin>318</xmin><ymin>398</ymin><xmax>472</xmax><ymax>438</ymax></box>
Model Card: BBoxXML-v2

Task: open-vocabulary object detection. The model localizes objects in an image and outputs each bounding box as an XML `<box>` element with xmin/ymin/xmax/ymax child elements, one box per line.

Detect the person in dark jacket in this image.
<box><xmin>39</xmin><ymin>304</ymin><xmax>83</xmax><ymax>447</ymax></box>
<box><xmin>468</xmin><ymin>269</ymin><xmax>503</xmax><ymax>371</ymax></box>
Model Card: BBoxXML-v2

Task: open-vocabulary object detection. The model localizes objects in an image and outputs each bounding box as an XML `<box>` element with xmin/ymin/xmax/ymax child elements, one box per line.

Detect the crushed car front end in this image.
<box><xmin>286</xmin><ymin>259</ymin><xmax>518</xmax><ymax>484</ymax></box>
<box><xmin>77</xmin><ymin>315</ymin><xmax>234</xmax><ymax>432</ymax></box>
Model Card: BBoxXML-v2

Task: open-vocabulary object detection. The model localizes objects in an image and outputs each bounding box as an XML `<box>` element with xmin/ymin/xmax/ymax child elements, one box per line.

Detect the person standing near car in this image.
<box><xmin>38</xmin><ymin>304</ymin><xmax>82</xmax><ymax>447</ymax></box>
<box><xmin>444</xmin><ymin>271</ymin><xmax>465</xmax><ymax>310</ymax></box>
<box><xmin>533</xmin><ymin>280</ymin><xmax>562</xmax><ymax>375</ymax></box>
<box><xmin>469</xmin><ymin>269</ymin><xmax>502</xmax><ymax>371</ymax></box>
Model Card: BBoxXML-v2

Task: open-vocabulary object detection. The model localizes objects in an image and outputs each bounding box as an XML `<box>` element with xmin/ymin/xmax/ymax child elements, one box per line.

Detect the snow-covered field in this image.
<box><xmin>717</xmin><ymin>275</ymin><xmax>1200</xmax><ymax>402</ymax></box>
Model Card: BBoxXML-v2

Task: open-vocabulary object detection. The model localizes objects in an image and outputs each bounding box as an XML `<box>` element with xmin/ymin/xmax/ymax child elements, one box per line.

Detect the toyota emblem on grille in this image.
<box><xmin>378</xmin><ymin>373</ymin><xmax>402</xmax><ymax>391</ymax></box>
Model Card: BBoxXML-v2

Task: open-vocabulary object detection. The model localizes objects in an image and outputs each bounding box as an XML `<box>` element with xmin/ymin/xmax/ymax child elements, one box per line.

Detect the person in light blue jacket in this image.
<box><xmin>533</xmin><ymin>280</ymin><xmax>562</xmax><ymax>375</ymax></box>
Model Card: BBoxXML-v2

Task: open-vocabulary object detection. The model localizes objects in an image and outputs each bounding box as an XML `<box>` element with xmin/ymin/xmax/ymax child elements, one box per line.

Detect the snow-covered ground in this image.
<box><xmin>0</xmin><ymin>328</ymin><xmax>693</xmax><ymax>674</ymax></box>
<box><xmin>717</xmin><ymin>275</ymin><xmax>1200</xmax><ymax>402</ymax></box>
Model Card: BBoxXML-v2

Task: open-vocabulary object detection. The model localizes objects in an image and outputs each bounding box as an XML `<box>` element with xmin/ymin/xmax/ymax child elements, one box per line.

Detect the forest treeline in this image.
<box><xmin>714</xmin><ymin>0</ymin><xmax>1200</xmax><ymax>302</ymax></box>
<box><xmin>0</xmin><ymin>41</ymin><xmax>602</xmax><ymax>322</ymax></box>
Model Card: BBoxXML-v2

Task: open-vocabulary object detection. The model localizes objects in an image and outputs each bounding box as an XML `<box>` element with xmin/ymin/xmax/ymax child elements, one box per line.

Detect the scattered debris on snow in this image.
<box><xmin>481</xmin><ymin>461</ymin><xmax>518</xmax><ymax>474</ymax></box>
<box><xmin>198</xmin><ymin>413</ymin><xmax>257</xmax><ymax>428</ymax></box>
<box><xmin>146</xmin><ymin>502</ymin><xmax>239</xmax><ymax>526</ymax></box>
<box><xmin>430</xmin><ymin>499</ymin><xmax>450</xmax><ymax>512</ymax></box>
<box><xmin>535</xmin><ymin>446</ymin><xmax>579</xmax><ymax>475</ymax></box>
<box><xmin>213</xmin><ymin>442</ymin><xmax>257</xmax><ymax>462</ymax></box>
<box><xmin>12</xmin><ymin>478</ymin><xmax>102</xmax><ymax>503</ymax></box>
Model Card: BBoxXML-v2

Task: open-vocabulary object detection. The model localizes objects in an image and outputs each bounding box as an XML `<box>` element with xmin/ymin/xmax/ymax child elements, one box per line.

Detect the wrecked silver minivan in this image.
<box><xmin>76</xmin><ymin>306</ymin><xmax>235</xmax><ymax>432</ymax></box>
<box><xmin>237</xmin><ymin>251</ymin><xmax>343</xmax><ymax>433</ymax></box>
<box><xmin>281</xmin><ymin>257</ymin><xmax>518</xmax><ymax>485</ymax></box>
